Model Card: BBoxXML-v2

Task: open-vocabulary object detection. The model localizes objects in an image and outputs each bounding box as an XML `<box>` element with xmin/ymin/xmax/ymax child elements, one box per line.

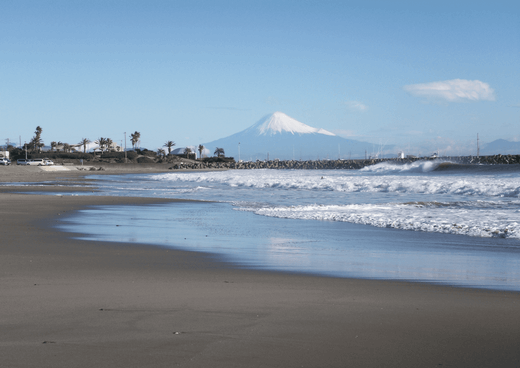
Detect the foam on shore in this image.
<box><xmin>39</xmin><ymin>165</ymin><xmax>71</xmax><ymax>171</ymax></box>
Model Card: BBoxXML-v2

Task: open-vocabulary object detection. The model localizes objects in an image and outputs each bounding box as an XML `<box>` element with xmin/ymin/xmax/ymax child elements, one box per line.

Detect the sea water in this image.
<box><xmin>57</xmin><ymin>160</ymin><xmax>520</xmax><ymax>290</ymax></box>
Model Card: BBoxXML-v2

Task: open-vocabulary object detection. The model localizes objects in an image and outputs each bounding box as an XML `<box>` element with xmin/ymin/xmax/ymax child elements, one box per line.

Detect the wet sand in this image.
<box><xmin>1</xmin><ymin>166</ymin><xmax>520</xmax><ymax>367</ymax></box>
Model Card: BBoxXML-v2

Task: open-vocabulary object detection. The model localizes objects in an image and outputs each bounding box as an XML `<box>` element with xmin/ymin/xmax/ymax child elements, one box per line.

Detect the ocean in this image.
<box><xmin>57</xmin><ymin>160</ymin><xmax>520</xmax><ymax>290</ymax></box>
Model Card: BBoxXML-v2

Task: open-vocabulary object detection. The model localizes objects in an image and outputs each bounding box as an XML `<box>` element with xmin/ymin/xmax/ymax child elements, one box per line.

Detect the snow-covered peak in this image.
<box><xmin>316</xmin><ymin>128</ymin><xmax>335</xmax><ymax>136</ymax></box>
<box><xmin>253</xmin><ymin>112</ymin><xmax>335</xmax><ymax>136</ymax></box>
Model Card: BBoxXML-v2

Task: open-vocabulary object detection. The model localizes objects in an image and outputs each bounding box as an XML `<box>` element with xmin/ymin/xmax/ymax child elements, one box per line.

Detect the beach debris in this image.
<box><xmin>173</xmin><ymin>331</ymin><xmax>181</xmax><ymax>335</ymax></box>
<box><xmin>42</xmin><ymin>341</ymin><xmax>56</xmax><ymax>344</ymax></box>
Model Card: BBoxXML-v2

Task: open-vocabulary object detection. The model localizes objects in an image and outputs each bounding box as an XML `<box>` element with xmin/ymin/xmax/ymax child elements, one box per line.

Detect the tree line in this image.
<box><xmin>10</xmin><ymin>127</ymin><xmax>226</xmax><ymax>159</ymax></box>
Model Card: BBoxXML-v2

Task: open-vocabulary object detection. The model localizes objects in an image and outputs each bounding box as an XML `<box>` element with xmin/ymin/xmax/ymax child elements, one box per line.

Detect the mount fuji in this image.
<box><xmin>202</xmin><ymin>112</ymin><xmax>389</xmax><ymax>160</ymax></box>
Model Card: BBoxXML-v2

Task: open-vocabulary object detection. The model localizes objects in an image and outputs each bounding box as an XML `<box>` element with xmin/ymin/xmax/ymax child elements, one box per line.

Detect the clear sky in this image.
<box><xmin>1</xmin><ymin>0</ymin><xmax>518</xmax><ymax>155</ymax></box>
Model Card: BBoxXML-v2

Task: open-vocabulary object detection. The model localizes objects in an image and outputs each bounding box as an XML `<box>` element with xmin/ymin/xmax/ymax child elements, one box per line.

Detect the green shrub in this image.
<box><xmin>137</xmin><ymin>156</ymin><xmax>155</xmax><ymax>163</ymax></box>
<box><xmin>135</xmin><ymin>148</ymin><xmax>157</xmax><ymax>157</ymax></box>
<box><xmin>28</xmin><ymin>152</ymin><xmax>94</xmax><ymax>159</ymax></box>
<box><xmin>202</xmin><ymin>156</ymin><xmax>235</xmax><ymax>163</ymax></box>
<box><xmin>100</xmin><ymin>151</ymin><xmax>138</xmax><ymax>159</ymax></box>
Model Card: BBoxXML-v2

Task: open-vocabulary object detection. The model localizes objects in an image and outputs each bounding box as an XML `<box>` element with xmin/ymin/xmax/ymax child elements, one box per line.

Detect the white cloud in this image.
<box><xmin>403</xmin><ymin>79</ymin><xmax>495</xmax><ymax>102</ymax></box>
<box><xmin>344</xmin><ymin>100</ymin><xmax>368</xmax><ymax>112</ymax></box>
<box><xmin>334</xmin><ymin>129</ymin><xmax>357</xmax><ymax>137</ymax></box>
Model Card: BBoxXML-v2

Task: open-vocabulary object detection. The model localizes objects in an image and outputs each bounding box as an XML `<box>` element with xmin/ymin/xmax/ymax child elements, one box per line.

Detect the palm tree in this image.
<box><xmin>95</xmin><ymin>137</ymin><xmax>106</xmax><ymax>153</ymax></box>
<box><xmin>63</xmin><ymin>143</ymin><xmax>71</xmax><ymax>153</ymax></box>
<box><xmin>105</xmin><ymin>138</ymin><xmax>114</xmax><ymax>152</ymax></box>
<box><xmin>163</xmin><ymin>140</ymin><xmax>175</xmax><ymax>154</ymax></box>
<box><xmin>50</xmin><ymin>141</ymin><xmax>57</xmax><ymax>152</ymax></box>
<box><xmin>214</xmin><ymin>147</ymin><xmax>225</xmax><ymax>158</ymax></box>
<box><xmin>30</xmin><ymin>136</ymin><xmax>42</xmax><ymax>153</ymax></box>
<box><xmin>157</xmin><ymin>148</ymin><xmax>166</xmax><ymax>158</ymax></box>
<box><xmin>184</xmin><ymin>147</ymin><xmax>192</xmax><ymax>158</ymax></box>
<box><xmin>130</xmin><ymin>131</ymin><xmax>141</xmax><ymax>149</ymax></box>
<box><xmin>79</xmin><ymin>138</ymin><xmax>91</xmax><ymax>153</ymax></box>
<box><xmin>198</xmin><ymin>144</ymin><xmax>204</xmax><ymax>160</ymax></box>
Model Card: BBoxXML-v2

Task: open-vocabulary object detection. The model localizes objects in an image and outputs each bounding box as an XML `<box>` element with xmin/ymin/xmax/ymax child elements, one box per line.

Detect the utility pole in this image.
<box><xmin>124</xmin><ymin>132</ymin><xmax>127</xmax><ymax>163</ymax></box>
<box><xmin>477</xmin><ymin>133</ymin><xmax>480</xmax><ymax>158</ymax></box>
<box><xmin>238</xmin><ymin>142</ymin><xmax>240</xmax><ymax>162</ymax></box>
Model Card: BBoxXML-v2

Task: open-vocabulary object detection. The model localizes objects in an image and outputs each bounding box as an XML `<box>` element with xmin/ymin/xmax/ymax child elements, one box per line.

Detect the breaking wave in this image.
<box><xmin>253</xmin><ymin>200</ymin><xmax>520</xmax><ymax>239</ymax></box>
<box><xmin>150</xmin><ymin>169</ymin><xmax>520</xmax><ymax>198</ymax></box>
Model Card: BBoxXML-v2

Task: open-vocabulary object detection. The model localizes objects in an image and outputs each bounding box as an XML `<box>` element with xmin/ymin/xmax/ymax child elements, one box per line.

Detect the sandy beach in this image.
<box><xmin>1</xmin><ymin>166</ymin><xmax>520</xmax><ymax>367</ymax></box>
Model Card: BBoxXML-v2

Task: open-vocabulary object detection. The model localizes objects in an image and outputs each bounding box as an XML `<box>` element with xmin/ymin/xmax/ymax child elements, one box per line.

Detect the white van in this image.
<box><xmin>28</xmin><ymin>159</ymin><xmax>44</xmax><ymax>166</ymax></box>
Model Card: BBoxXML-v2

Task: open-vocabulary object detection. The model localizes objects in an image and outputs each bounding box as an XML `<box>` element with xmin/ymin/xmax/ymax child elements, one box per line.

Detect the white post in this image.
<box><xmin>477</xmin><ymin>133</ymin><xmax>480</xmax><ymax>158</ymax></box>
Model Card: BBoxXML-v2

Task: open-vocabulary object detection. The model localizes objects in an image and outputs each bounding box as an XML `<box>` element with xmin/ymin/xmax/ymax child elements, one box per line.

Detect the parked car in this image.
<box><xmin>0</xmin><ymin>158</ymin><xmax>11</xmax><ymax>166</ymax></box>
<box><xmin>30</xmin><ymin>158</ymin><xmax>44</xmax><ymax>166</ymax></box>
<box><xmin>16</xmin><ymin>158</ymin><xmax>55</xmax><ymax>166</ymax></box>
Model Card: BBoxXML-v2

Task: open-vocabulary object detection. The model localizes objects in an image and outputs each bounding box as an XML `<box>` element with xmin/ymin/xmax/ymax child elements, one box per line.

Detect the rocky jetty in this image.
<box><xmin>167</xmin><ymin>154</ymin><xmax>520</xmax><ymax>171</ymax></box>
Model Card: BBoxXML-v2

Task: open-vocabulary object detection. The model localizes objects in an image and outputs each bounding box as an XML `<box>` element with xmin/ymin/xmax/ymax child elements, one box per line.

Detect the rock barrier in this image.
<box><xmin>167</xmin><ymin>154</ymin><xmax>520</xmax><ymax>171</ymax></box>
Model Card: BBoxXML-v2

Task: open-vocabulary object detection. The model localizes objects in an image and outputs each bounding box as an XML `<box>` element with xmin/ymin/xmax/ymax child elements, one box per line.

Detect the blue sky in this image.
<box><xmin>1</xmin><ymin>0</ymin><xmax>518</xmax><ymax>155</ymax></box>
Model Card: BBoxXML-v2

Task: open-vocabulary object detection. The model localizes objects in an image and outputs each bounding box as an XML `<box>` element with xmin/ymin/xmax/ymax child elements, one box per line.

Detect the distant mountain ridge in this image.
<box><xmin>203</xmin><ymin>112</ymin><xmax>390</xmax><ymax>160</ymax></box>
<box><xmin>481</xmin><ymin>139</ymin><xmax>520</xmax><ymax>155</ymax></box>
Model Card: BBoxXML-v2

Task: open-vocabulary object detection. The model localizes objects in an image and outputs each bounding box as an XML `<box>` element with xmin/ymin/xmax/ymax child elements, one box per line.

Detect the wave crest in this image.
<box><xmin>254</xmin><ymin>202</ymin><xmax>520</xmax><ymax>239</ymax></box>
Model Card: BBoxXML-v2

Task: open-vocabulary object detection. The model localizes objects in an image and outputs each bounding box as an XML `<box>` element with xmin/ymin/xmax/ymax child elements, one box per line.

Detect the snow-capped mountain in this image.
<box><xmin>203</xmin><ymin>112</ymin><xmax>390</xmax><ymax>160</ymax></box>
<box><xmin>245</xmin><ymin>112</ymin><xmax>336</xmax><ymax>136</ymax></box>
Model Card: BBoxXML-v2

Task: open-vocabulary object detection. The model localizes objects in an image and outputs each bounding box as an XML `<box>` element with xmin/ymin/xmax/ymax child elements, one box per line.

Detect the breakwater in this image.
<box><xmin>168</xmin><ymin>154</ymin><xmax>520</xmax><ymax>170</ymax></box>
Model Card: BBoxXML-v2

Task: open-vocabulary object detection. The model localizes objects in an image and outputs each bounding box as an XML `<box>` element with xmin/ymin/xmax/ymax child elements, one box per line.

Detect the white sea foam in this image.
<box><xmin>360</xmin><ymin>160</ymin><xmax>441</xmax><ymax>173</ymax></box>
<box><xmin>151</xmin><ymin>168</ymin><xmax>520</xmax><ymax>198</ymax></box>
<box><xmin>254</xmin><ymin>201</ymin><xmax>520</xmax><ymax>239</ymax></box>
<box><xmin>93</xmin><ymin>166</ymin><xmax>520</xmax><ymax>239</ymax></box>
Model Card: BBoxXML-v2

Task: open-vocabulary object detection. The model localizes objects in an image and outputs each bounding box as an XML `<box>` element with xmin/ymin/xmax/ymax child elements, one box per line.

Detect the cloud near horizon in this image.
<box><xmin>344</xmin><ymin>100</ymin><xmax>368</xmax><ymax>112</ymax></box>
<box><xmin>334</xmin><ymin>129</ymin><xmax>357</xmax><ymax>138</ymax></box>
<box><xmin>403</xmin><ymin>79</ymin><xmax>495</xmax><ymax>102</ymax></box>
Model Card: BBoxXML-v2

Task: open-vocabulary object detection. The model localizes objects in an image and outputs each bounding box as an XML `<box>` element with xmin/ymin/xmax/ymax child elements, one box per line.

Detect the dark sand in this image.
<box><xmin>1</xmin><ymin>166</ymin><xmax>520</xmax><ymax>367</ymax></box>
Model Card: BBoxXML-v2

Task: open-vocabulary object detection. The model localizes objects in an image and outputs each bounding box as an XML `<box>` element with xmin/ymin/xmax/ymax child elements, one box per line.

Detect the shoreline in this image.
<box><xmin>0</xmin><ymin>163</ymin><xmax>227</xmax><ymax>184</ymax></box>
<box><xmin>2</xmin><ymin>170</ymin><xmax>520</xmax><ymax>367</ymax></box>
